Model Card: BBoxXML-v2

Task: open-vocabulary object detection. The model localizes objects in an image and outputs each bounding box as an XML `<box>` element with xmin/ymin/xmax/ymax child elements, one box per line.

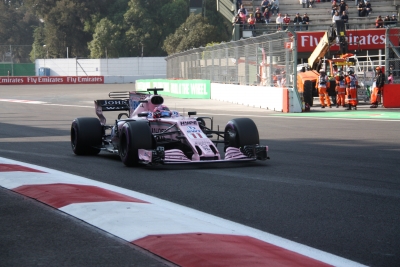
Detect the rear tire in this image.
<box><xmin>71</xmin><ymin>117</ymin><xmax>102</xmax><ymax>155</ymax></box>
<box><xmin>119</xmin><ymin>121</ymin><xmax>153</xmax><ymax>167</ymax></box>
<box><xmin>224</xmin><ymin>118</ymin><xmax>259</xmax><ymax>150</ymax></box>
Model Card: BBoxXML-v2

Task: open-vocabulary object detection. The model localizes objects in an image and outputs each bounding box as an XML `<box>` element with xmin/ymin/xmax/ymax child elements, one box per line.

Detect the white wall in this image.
<box><xmin>35</xmin><ymin>57</ymin><xmax>167</xmax><ymax>78</ymax></box>
<box><xmin>211</xmin><ymin>83</ymin><xmax>302</xmax><ymax>113</ymax></box>
<box><xmin>211</xmin><ymin>83</ymin><xmax>284</xmax><ymax>111</ymax></box>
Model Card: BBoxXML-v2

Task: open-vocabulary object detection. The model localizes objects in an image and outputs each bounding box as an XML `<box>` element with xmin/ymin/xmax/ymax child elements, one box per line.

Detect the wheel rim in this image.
<box><xmin>120</xmin><ymin>135</ymin><xmax>127</xmax><ymax>158</ymax></box>
<box><xmin>71</xmin><ymin>127</ymin><xmax>78</xmax><ymax>150</ymax></box>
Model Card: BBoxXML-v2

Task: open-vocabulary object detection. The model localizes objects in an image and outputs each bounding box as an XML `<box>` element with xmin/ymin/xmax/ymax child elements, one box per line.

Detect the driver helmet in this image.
<box><xmin>153</xmin><ymin>105</ymin><xmax>171</xmax><ymax>118</ymax></box>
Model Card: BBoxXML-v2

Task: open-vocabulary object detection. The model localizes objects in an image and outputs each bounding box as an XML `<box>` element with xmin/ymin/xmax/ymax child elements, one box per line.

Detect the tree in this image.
<box><xmin>27</xmin><ymin>0</ymin><xmax>108</xmax><ymax>58</ymax></box>
<box><xmin>2</xmin><ymin>0</ymin><xmax>232</xmax><ymax>60</ymax></box>
<box><xmin>202</xmin><ymin>0</ymin><xmax>231</xmax><ymax>42</ymax></box>
<box><xmin>163</xmin><ymin>13</ymin><xmax>225</xmax><ymax>55</ymax></box>
<box><xmin>0</xmin><ymin>2</ymin><xmax>39</xmax><ymax>62</ymax></box>
<box><xmin>123</xmin><ymin>0</ymin><xmax>189</xmax><ymax>57</ymax></box>
<box><xmin>88</xmin><ymin>18</ymin><xmax>121</xmax><ymax>58</ymax></box>
<box><xmin>30</xmin><ymin>26</ymin><xmax>46</xmax><ymax>61</ymax></box>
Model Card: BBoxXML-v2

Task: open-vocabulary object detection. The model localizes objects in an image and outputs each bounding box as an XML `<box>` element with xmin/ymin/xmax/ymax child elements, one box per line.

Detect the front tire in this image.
<box><xmin>71</xmin><ymin>117</ymin><xmax>102</xmax><ymax>155</ymax></box>
<box><xmin>119</xmin><ymin>121</ymin><xmax>153</xmax><ymax>167</ymax></box>
<box><xmin>224</xmin><ymin>118</ymin><xmax>259</xmax><ymax>150</ymax></box>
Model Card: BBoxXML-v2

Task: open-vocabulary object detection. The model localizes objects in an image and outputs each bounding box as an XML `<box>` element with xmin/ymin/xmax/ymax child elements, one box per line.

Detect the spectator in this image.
<box><xmin>302</xmin><ymin>0</ymin><xmax>307</xmax><ymax>8</ymax></box>
<box><xmin>270</xmin><ymin>0</ymin><xmax>279</xmax><ymax>15</ymax></box>
<box><xmin>388</xmin><ymin>72</ymin><xmax>393</xmax><ymax>84</ymax></box>
<box><xmin>261</xmin><ymin>0</ymin><xmax>269</xmax><ymax>13</ymax></box>
<box><xmin>274</xmin><ymin>69</ymin><xmax>282</xmax><ymax>87</ymax></box>
<box><xmin>339</xmin><ymin>0</ymin><xmax>348</xmax><ymax>15</ymax></box>
<box><xmin>282</xmin><ymin>13</ymin><xmax>290</xmax><ymax>30</ymax></box>
<box><xmin>255</xmin><ymin>7</ymin><xmax>264</xmax><ymax>23</ymax></box>
<box><xmin>365</xmin><ymin>1</ymin><xmax>372</xmax><ymax>16</ymax></box>
<box><xmin>391</xmin><ymin>15</ymin><xmax>398</xmax><ymax>25</ymax></box>
<box><xmin>384</xmin><ymin>15</ymin><xmax>391</xmax><ymax>27</ymax></box>
<box><xmin>239</xmin><ymin>10</ymin><xmax>247</xmax><ymax>27</ymax></box>
<box><xmin>246</xmin><ymin>14</ymin><xmax>255</xmax><ymax>37</ymax></box>
<box><xmin>389</xmin><ymin>64</ymin><xmax>396</xmax><ymax>76</ymax></box>
<box><xmin>276</xmin><ymin>13</ymin><xmax>283</xmax><ymax>29</ymax></box>
<box><xmin>233</xmin><ymin>14</ymin><xmax>242</xmax><ymax>27</ymax></box>
<box><xmin>302</xmin><ymin>13</ymin><xmax>310</xmax><ymax>30</ymax></box>
<box><xmin>280</xmin><ymin>71</ymin><xmax>287</xmax><ymax>87</ymax></box>
<box><xmin>238</xmin><ymin>4</ymin><xmax>248</xmax><ymax>16</ymax></box>
<box><xmin>357</xmin><ymin>1</ymin><xmax>366</xmax><ymax>17</ymax></box>
<box><xmin>341</xmin><ymin>11</ymin><xmax>349</xmax><ymax>29</ymax></box>
<box><xmin>332</xmin><ymin>11</ymin><xmax>341</xmax><ymax>23</ymax></box>
<box><xmin>293</xmin><ymin>13</ymin><xmax>302</xmax><ymax>30</ymax></box>
<box><xmin>264</xmin><ymin>8</ymin><xmax>271</xmax><ymax>23</ymax></box>
<box><xmin>331</xmin><ymin>1</ymin><xmax>338</xmax><ymax>16</ymax></box>
<box><xmin>308</xmin><ymin>0</ymin><xmax>315</xmax><ymax>8</ymax></box>
<box><xmin>248</xmin><ymin>13</ymin><xmax>256</xmax><ymax>30</ymax></box>
<box><xmin>375</xmin><ymin>15</ymin><xmax>384</xmax><ymax>28</ymax></box>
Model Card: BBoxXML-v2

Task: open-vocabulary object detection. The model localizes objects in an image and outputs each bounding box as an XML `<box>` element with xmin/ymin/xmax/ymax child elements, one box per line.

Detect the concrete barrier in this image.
<box><xmin>211</xmin><ymin>83</ymin><xmax>302</xmax><ymax>113</ymax></box>
<box><xmin>383</xmin><ymin>84</ymin><xmax>400</xmax><ymax>108</ymax></box>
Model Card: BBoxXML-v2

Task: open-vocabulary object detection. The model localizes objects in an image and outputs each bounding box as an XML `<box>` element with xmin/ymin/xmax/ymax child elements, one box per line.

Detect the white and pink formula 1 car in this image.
<box><xmin>71</xmin><ymin>88</ymin><xmax>269</xmax><ymax>166</ymax></box>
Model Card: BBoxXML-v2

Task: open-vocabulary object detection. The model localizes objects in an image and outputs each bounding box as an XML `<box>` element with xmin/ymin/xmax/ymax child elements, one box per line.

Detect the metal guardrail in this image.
<box><xmin>234</xmin><ymin>22</ymin><xmax>400</xmax><ymax>40</ymax></box>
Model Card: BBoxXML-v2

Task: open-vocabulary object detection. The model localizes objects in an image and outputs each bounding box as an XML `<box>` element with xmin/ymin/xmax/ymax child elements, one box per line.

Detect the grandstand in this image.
<box><xmin>278</xmin><ymin>0</ymin><xmax>398</xmax><ymax>29</ymax></box>
<box><xmin>217</xmin><ymin>0</ymin><xmax>399</xmax><ymax>38</ymax></box>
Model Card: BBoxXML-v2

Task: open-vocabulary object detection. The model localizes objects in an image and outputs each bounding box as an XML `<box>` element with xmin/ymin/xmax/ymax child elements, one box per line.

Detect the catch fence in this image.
<box><xmin>0</xmin><ymin>45</ymin><xmax>35</xmax><ymax>76</ymax></box>
<box><xmin>166</xmin><ymin>27</ymin><xmax>400</xmax><ymax>92</ymax></box>
<box><xmin>165</xmin><ymin>31</ymin><xmax>296</xmax><ymax>88</ymax></box>
<box><xmin>386</xmin><ymin>27</ymin><xmax>400</xmax><ymax>84</ymax></box>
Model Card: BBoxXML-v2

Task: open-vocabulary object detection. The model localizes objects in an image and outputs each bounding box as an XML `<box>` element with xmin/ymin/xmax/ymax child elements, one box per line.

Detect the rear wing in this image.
<box><xmin>94</xmin><ymin>99</ymin><xmax>130</xmax><ymax>112</ymax></box>
<box><xmin>94</xmin><ymin>90</ymin><xmax>155</xmax><ymax>124</ymax></box>
<box><xmin>94</xmin><ymin>91</ymin><xmax>131</xmax><ymax>125</ymax></box>
<box><xmin>95</xmin><ymin>99</ymin><xmax>129</xmax><ymax>125</ymax></box>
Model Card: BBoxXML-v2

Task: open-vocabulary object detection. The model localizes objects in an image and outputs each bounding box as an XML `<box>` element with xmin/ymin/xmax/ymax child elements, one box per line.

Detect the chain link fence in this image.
<box><xmin>166</xmin><ymin>31</ymin><xmax>296</xmax><ymax>88</ymax></box>
<box><xmin>0</xmin><ymin>45</ymin><xmax>34</xmax><ymax>63</ymax></box>
<box><xmin>386</xmin><ymin>27</ymin><xmax>400</xmax><ymax>84</ymax></box>
<box><xmin>0</xmin><ymin>45</ymin><xmax>35</xmax><ymax>76</ymax></box>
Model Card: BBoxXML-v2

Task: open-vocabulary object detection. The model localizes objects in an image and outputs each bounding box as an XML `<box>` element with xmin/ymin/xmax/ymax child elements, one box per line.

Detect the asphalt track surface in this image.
<box><xmin>1</xmin><ymin>84</ymin><xmax>399</xmax><ymax>267</ymax></box>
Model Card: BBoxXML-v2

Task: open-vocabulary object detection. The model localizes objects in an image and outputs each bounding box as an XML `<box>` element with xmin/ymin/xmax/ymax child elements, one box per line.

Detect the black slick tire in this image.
<box><xmin>71</xmin><ymin>117</ymin><xmax>102</xmax><ymax>155</ymax></box>
<box><xmin>224</xmin><ymin>118</ymin><xmax>259</xmax><ymax>150</ymax></box>
<box><xmin>119</xmin><ymin>121</ymin><xmax>153</xmax><ymax>167</ymax></box>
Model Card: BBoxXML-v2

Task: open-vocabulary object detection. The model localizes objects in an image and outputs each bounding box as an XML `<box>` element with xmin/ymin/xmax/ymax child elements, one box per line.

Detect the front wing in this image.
<box><xmin>138</xmin><ymin>145</ymin><xmax>269</xmax><ymax>165</ymax></box>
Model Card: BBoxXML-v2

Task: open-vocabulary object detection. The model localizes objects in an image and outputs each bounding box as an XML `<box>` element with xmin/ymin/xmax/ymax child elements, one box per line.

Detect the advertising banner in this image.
<box><xmin>136</xmin><ymin>79</ymin><xmax>211</xmax><ymax>99</ymax></box>
<box><xmin>0</xmin><ymin>76</ymin><xmax>104</xmax><ymax>85</ymax></box>
<box><xmin>297</xmin><ymin>29</ymin><xmax>386</xmax><ymax>53</ymax></box>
